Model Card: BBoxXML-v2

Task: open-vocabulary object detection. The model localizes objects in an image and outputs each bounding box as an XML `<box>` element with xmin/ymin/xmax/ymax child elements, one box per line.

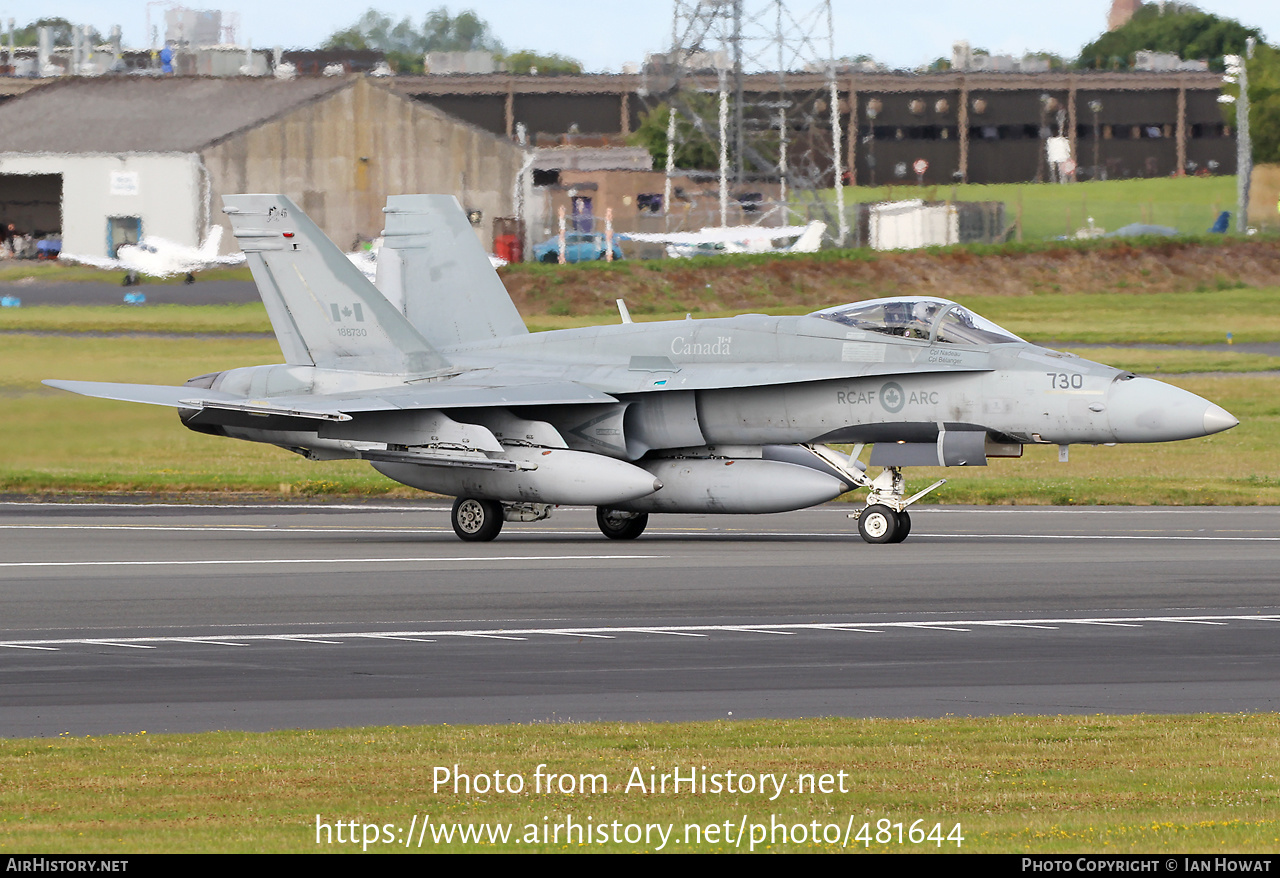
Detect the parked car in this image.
<box><xmin>532</xmin><ymin>232</ymin><xmax>623</xmax><ymax>263</ymax></box>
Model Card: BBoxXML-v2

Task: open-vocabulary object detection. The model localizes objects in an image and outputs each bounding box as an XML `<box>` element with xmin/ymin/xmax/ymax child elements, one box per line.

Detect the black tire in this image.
<box><xmin>888</xmin><ymin>510</ymin><xmax>912</xmax><ymax>543</ymax></box>
<box><xmin>857</xmin><ymin>504</ymin><xmax>898</xmax><ymax>544</ymax></box>
<box><xmin>596</xmin><ymin>507</ymin><xmax>648</xmax><ymax>540</ymax></box>
<box><xmin>540</xmin><ymin>251</ymin><xmax>558</xmax><ymax>264</ymax></box>
<box><xmin>451</xmin><ymin>497</ymin><xmax>504</xmax><ymax>542</ymax></box>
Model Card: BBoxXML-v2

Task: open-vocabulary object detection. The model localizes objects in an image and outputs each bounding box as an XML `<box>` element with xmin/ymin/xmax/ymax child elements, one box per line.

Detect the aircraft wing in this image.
<box><xmin>43</xmin><ymin>376</ymin><xmax>619</xmax><ymax>418</ymax></box>
<box><xmin>58</xmin><ymin>253</ymin><xmax>123</xmax><ymax>271</ymax></box>
<box><xmin>202</xmin><ymin>252</ymin><xmax>248</xmax><ymax>268</ymax></box>
<box><xmin>623</xmin><ymin>224</ymin><xmax>817</xmax><ymax>246</ymax></box>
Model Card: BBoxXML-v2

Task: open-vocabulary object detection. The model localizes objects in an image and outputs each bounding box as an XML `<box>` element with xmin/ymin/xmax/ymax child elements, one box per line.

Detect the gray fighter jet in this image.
<box><xmin>45</xmin><ymin>194</ymin><xmax>1238</xmax><ymax>544</ymax></box>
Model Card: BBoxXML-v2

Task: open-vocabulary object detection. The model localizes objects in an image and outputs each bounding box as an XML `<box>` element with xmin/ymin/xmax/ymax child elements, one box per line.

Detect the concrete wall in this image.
<box><xmin>201</xmin><ymin>76</ymin><xmax>525</xmax><ymax>252</ymax></box>
<box><xmin>0</xmin><ymin>152</ymin><xmax>203</xmax><ymax>256</ymax></box>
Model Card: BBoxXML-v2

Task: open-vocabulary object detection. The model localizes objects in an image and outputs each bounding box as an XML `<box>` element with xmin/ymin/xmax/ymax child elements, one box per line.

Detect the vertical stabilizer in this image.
<box><xmin>377</xmin><ymin>195</ymin><xmax>528</xmax><ymax>347</ymax></box>
<box><xmin>198</xmin><ymin>224</ymin><xmax>223</xmax><ymax>259</ymax></box>
<box><xmin>789</xmin><ymin>221</ymin><xmax>827</xmax><ymax>253</ymax></box>
<box><xmin>222</xmin><ymin>194</ymin><xmax>448</xmax><ymax>374</ymax></box>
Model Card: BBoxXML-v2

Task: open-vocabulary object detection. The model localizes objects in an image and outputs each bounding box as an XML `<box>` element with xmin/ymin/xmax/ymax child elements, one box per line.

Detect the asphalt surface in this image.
<box><xmin>1</xmin><ymin>501</ymin><xmax>1277</xmax><ymax>737</ymax></box>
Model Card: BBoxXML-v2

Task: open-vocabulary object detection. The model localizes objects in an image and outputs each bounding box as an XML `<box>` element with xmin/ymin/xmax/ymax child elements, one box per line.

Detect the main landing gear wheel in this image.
<box><xmin>596</xmin><ymin>507</ymin><xmax>648</xmax><ymax>540</ymax></box>
<box><xmin>857</xmin><ymin>504</ymin><xmax>901</xmax><ymax>544</ymax></box>
<box><xmin>451</xmin><ymin>497</ymin><xmax>503</xmax><ymax>542</ymax></box>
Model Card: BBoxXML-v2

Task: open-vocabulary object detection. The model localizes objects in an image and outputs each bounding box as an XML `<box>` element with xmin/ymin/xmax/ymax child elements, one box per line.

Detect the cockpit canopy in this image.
<box><xmin>809</xmin><ymin>296</ymin><xmax>1024</xmax><ymax>346</ymax></box>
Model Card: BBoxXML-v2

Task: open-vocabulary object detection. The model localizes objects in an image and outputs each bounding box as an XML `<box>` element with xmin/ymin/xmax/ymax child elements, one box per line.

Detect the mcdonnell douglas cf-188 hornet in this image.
<box><xmin>46</xmin><ymin>195</ymin><xmax>1238</xmax><ymax>544</ymax></box>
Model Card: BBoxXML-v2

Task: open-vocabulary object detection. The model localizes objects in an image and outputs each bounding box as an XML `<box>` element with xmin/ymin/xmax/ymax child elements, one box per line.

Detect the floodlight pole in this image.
<box><xmin>664</xmin><ymin>106</ymin><xmax>677</xmax><ymax>230</ymax></box>
<box><xmin>829</xmin><ymin>68</ymin><xmax>847</xmax><ymax>245</ymax></box>
<box><xmin>719</xmin><ymin>67</ymin><xmax>729</xmax><ymax>227</ymax></box>
<box><xmin>1089</xmin><ymin>100</ymin><xmax>1102</xmax><ymax>180</ymax></box>
<box><xmin>778</xmin><ymin>108</ymin><xmax>788</xmax><ymax>205</ymax></box>
<box><xmin>1236</xmin><ymin>37</ymin><xmax>1255</xmax><ymax>234</ymax></box>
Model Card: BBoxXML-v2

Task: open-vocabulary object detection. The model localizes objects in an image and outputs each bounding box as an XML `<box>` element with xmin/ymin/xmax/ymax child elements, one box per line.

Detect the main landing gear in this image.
<box><xmin>847</xmin><ymin>465</ymin><xmax>945</xmax><ymax>545</ymax></box>
<box><xmin>451</xmin><ymin>497</ymin><xmax>503</xmax><ymax>542</ymax></box>
<box><xmin>596</xmin><ymin>507</ymin><xmax>648</xmax><ymax>540</ymax></box>
<box><xmin>450</xmin><ymin>498</ymin><xmax>555</xmax><ymax>541</ymax></box>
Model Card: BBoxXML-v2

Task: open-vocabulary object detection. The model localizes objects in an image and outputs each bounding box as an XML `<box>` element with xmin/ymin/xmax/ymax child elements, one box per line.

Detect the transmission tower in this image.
<box><xmin>642</xmin><ymin>0</ymin><xmax>845</xmax><ymax>242</ymax></box>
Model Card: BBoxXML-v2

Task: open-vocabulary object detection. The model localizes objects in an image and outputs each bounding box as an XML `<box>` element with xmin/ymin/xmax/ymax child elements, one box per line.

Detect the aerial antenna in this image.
<box><xmin>644</xmin><ymin>1</ymin><xmax>842</xmax><ymax>242</ymax></box>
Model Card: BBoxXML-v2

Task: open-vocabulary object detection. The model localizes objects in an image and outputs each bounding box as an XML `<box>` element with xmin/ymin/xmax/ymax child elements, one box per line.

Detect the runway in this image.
<box><xmin>1</xmin><ymin>500</ymin><xmax>1277</xmax><ymax>736</ymax></box>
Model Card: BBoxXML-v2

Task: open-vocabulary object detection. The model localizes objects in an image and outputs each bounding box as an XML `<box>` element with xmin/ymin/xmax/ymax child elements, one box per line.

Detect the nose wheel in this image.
<box><xmin>849</xmin><ymin>466</ymin><xmax>941</xmax><ymax>545</ymax></box>
<box><xmin>856</xmin><ymin>505</ymin><xmax>911</xmax><ymax>544</ymax></box>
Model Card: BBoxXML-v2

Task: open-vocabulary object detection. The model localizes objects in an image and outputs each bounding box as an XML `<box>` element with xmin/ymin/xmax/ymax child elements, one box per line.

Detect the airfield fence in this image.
<box><xmin>525</xmin><ymin>176</ymin><xmax>1273</xmax><ymax>260</ymax></box>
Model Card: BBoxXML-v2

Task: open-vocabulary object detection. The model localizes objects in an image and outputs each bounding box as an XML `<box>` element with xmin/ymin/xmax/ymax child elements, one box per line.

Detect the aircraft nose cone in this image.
<box><xmin>1203</xmin><ymin>403</ymin><xmax>1239</xmax><ymax>436</ymax></box>
<box><xmin>1107</xmin><ymin>377</ymin><xmax>1238</xmax><ymax>443</ymax></box>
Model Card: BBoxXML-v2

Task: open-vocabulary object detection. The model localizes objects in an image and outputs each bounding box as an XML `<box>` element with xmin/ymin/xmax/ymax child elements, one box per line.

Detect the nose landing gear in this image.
<box><xmin>848</xmin><ymin>466</ymin><xmax>944</xmax><ymax>545</ymax></box>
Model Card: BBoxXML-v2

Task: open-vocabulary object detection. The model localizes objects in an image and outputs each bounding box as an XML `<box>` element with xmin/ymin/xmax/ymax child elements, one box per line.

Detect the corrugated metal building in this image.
<box><xmin>0</xmin><ymin>75</ymin><xmax>525</xmax><ymax>257</ymax></box>
<box><xmin>395</xmin><ymin>69</ymin><xmax>1236</xmax><ymax>185</ymax></box>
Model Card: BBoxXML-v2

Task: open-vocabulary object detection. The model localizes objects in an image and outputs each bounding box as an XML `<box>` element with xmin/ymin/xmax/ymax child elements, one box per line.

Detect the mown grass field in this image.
<box><xmin>829</xmin><ymin>176</ymin><xmax>1246</xmax><ymax>241</ymax></box>
<box><xmin>5</xmin><ymin>285</ymin><xmax>1279</xmax><ymax>343</ymax></box>
<box><xmin>3</xmin><ymin>715</ymin><xmax>1278</xmax><ymax>853</ymax></box>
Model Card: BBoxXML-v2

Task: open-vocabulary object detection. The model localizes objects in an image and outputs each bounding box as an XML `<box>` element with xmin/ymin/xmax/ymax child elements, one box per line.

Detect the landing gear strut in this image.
<box><xmin>848</xmin><ymin>465</ymin><xmax>943</xmax><ymax>545</ymax></box>
<box><xmin>451</xmin><ymin>497</ymin><xmax>503</xmax><ymax>542</ymax></box>
<box><xmin>596</xmin><ymin>507</ymin><xmax>648</xmax><ymax>540</ymax></box>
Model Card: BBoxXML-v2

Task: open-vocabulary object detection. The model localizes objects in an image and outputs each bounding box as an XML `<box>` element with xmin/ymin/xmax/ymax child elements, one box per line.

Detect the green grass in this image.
<box><xmin>528</xmin><ymin>286</ymin><xmax>1280</xmax><ymax>347</ymax></box>
<box><xmin>0</xmin><ymin>261</ymin><xmax>253</xmax><ymax>284</ymax></box>
<box><xmin>969</xmin><ymin>288</ymin><xmax>1280</xmax><ymax>346</ymax></box>
<box><xmin>0</xmin><ymin>303</ymin><xmax>272</xmax><ymax>334</ymax></box>
<box><xmin>3</xmin><ymin>715</ymin><xmax>1277</xmax><ymax>853</ymax></box>
<box><xmin>6</xmin><ymin>286</ymin><xmax>1280</xmax><ymax>346</ymax></box>
<box><xmin>1</xmin><ymin>335</ymin><xmax>390</xmax><ymax>495</ymax></box>
<box><xmin>827</xmin><ymin>176</ymin><xmax>1244</xmax><ymax>241</ymax></box>
<box><xmin>1058</xmin><ymin>347</ymin><xmax>1280</xmax><ymax>375</ymax></box>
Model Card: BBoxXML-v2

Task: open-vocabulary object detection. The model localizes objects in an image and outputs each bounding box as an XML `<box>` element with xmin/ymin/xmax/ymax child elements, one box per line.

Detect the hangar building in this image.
<box><xmin>0</xmin><ymin>75</ymin><xmax>525</xmax><ymax>258</ymax></box>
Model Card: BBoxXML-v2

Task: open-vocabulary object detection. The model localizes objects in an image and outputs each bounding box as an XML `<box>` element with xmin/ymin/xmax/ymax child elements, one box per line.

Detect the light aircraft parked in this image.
<box><xmin>61</xmin><ymin>226</ymin><xmax>246</xmax><ymax>285</ymax></box>
<box><xmin>348</xmin><ymin>238</ymin><xmax>505</xmax><ymax>285</ymax></box>
<box><xmin>46</xmin><ymin>195</ymin><xmax>1237</xmax><ymax>544</ymax></box>
<box><xmin>624</xmin><ymin>220</ymin><xmax>826</xmax><ymax>259</ymax></box>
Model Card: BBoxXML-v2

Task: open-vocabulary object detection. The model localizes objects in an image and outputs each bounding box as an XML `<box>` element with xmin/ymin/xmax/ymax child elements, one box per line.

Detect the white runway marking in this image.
<box><xmin>174</xmin><ymin>638</ymin><xmax>248</xmax><ymax>647</ymax></box>
<box><xmin>922</xmin><ymin>533</ymin><xmax>1280</xmax><ymax>542</ymax></box>
<box><xmin>0</xmin><ymin>554</ymin><xmax>665</xmax><ymax>569</ymax></box>
<box><xmin>4</xmin><ymin>522</ymin><xmax>1279</xmax><ymax>541</ymax></box>
<box><xmin>0</xmin><ymin>502</ymin><xmax>452</xmax><ymax>512</ymax></box>
<box><xmin>4</xmin><ymin>614</ymin><xmax>1276</xmax><ymax>652</ymax></box>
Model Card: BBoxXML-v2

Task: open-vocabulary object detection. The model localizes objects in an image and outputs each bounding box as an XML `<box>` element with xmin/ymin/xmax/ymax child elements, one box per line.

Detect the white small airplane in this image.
<box><xmin>347</xmin><ymin>238</ymin><xmax>506</xmax><ymax>285</ymax></box>
<box><xmin>62</xmin><ymin>226</ymin><xmax>246</xmax><ymax>285</ymax></box>
<box><xmin>623</xmin><ymin>220</ymin><xmax>826</xmax><ymax>259</ymax></box>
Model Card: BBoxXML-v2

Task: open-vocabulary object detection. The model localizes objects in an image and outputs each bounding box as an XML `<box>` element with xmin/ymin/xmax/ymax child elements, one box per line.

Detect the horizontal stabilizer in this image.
<box><xmin>43</xmin><ymin>379</ymin><xmax>238</xmax><ymax>408</ymax></box>
<box><xmin>43</xmin><ymin>380</ymin><xmax>356</xmax><ymax>422</ymax></box>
